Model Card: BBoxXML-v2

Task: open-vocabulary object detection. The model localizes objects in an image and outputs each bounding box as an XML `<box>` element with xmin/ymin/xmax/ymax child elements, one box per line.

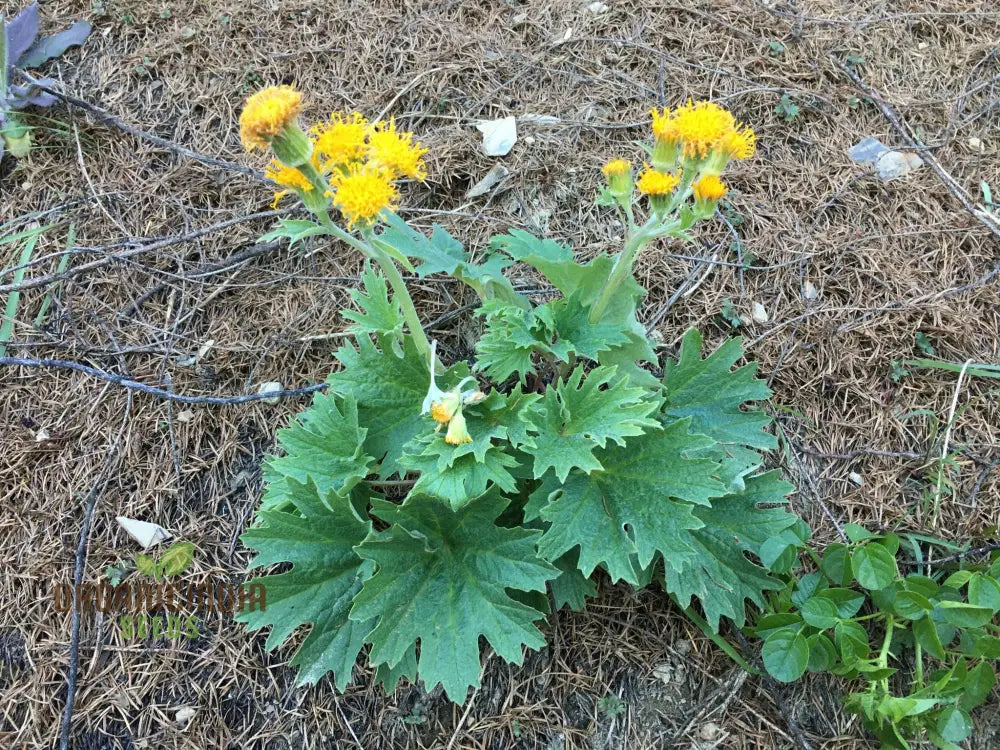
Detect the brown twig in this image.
<box><xmin>0</xmin><ymin>356</ymin><xmax>327</xmax><ymax>405</ymax></box>
<box><xmin>0</xmin><ymin>210</ymin><xmax>286</xmax><ymax>293</ymax></box>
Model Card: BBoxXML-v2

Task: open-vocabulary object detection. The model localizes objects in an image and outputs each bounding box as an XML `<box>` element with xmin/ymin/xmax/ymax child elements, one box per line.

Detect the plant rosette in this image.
<box><xmin>236</xmin><ymin>90</ymin><xmax>802</xmax><ymax>702</ymax></box>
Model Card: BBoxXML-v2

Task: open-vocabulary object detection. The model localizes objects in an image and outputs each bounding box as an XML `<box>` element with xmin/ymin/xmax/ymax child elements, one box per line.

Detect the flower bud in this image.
<box><xmin>601</xmin><ymin>159</ymin><xmax>633</xmax><ymax>199</ymax></box>
<box><xmin>445</xmin><ymin>410</ymin><xmax>473</xmax><ymax>445</ymax></box>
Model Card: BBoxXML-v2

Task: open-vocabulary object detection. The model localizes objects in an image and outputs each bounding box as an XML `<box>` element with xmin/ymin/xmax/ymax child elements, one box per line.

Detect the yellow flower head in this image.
<box><xmin>650</xmin><ymin>108</ymin><xmax>679</xmax><ymax>143</ymax></box>
<box><xmin>672</xmin><ymin>100</ymin><xmax>737</xmax><ymax>160</ymax></box>
<box><xmin>240</xmin><ymin>86</ymin><xmax>303</xmax><ymax>151</ymax></box>
<box><xmin>715</xmin><ymin>124</ymin><xmax>756</xmax><ymax>160</ymax></box>
<box><xmin>265</xmin><ymin>160</ymin><xmax>314</xmax><ymax>207</ymax></box>
<box><xmin>445</xmin><ymin>410</ymin><xmax>473</xmax><ymax>445</ymax></box>
<box><xmin>312</xmin><ymin>112</ymin><xmax>369</xmax><ymax>169</ymax></box>
<box><xmin>636</xmin><ymin>165</ymin><xmax>681</xmax><ymax>196</ymax></box>
<box><xmin>693</xmin><ymin>174</ymin><xmax>728</xmax><ymax>203</ymax></box>
<box><xmin>367</xmin><ymin>118</ymin><xmax>428</xmax><ymax>180</ymax></box>
<box><xmin>601</xmin><ymin>159</ymin><xmax>631</xmax><ymax>179</ymax></box>
<box><xmin>331</xmin><ymin>163</ymin><xmax>399</xmax><ymax>229</ymax></box>
<box><xmin>430</xmin><ymin>391</ymin><xmax>462</xmax><ymax>424</ymax></box>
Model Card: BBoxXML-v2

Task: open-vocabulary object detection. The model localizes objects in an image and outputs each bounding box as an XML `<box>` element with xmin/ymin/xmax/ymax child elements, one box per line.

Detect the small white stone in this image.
<box><xmin>475</xmin><ymin>116</ymin><xmax>517</xmax><ymax>156</ymax></box>
<box><xmin>751</xmin><ymin>302</ymin><xmax>769</xmax><ymax>323</ymax></box>
<box><xmin>848</xmin><ymin>471</ymin><xmax>863</xmax><ymax>486</ymax></box>
<box><xmin>587</xmin><ymin>2</ymin><xmax>609</xmax><ymax>12</ymax></box>
<box><xmin>257</xmin><ymin>381</ymin><xmax>283</xmax><ymax>405</ymax></box>
<box><xmin>804</xmin><ymin>281</ymin><xmax>819</xmax><ymax>300</ymax></box>
<box><xmin>34</xmin><ymin>427</ymin><xmax>51</xmax><ymax>442</ymax></box>
<box><xmin>917</xmin><ymin>42</ymin><xmax>929</xmax><ymax>50</ymax></box>
<box><xmin>176</xmin><ymin>410</ymin><xmax>195</xmax><ymax>423</ymax></box>
<box><xmin>175</xmin><ymin>706</ymin><xmax>196</xmax><ymax>726</ymax></box>
<box><xmin>967</xmin><ymin>137</ymin><xmax>984</xmax><ymax>153</ymax></box>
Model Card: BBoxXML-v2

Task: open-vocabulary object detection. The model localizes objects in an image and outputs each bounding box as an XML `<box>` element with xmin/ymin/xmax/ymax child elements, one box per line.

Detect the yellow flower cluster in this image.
<box><xmin>651</xmin><ymin>100</ymin><xmax>755</xmax><ymax>168</ymax></box>
<box><xmin>240</xmin><ymin>86</ymin><xmax>428</xmax><ymax>231</ymax></box>
<box><xmin>600</xmin><ymin>100</ymin><xmax>754</xmax><ymax>217</ymax></box>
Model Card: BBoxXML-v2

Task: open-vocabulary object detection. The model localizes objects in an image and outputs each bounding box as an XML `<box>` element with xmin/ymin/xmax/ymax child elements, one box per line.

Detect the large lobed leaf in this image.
<box><xmin>328</xmin><ymin>334</ymin><xmax>469</xmax><ymax>478</ymax></box>
<box><xmin>340</xmin><ymin>263</ymin><xmax>405</xmax><ymax>348</ymax></box>
<box><xmin>351</xmin><ymin>491</ymin><xmax>558</xmax><ymax>701</ymax></box>
<box><xmin>262</xmin><ymin>393</ymin><xmax>373</xmax><ymax>511</ymax></box>
<box><xmin>662</xmin><ymin>329</ymin><xmax>776</xmax><ymax>450</ymax></box>
<box><xmin>525</xmin><ymin>365</ymin><xmax>663</xmax><ymax>482</ymax></box>
<box><xmin>237</xmin><ymin>480</ymin><xmax>374</xmax><ymax>689</ymax></box>
<box><xmin>527</xmin><ymin>419</ymin><xmax>727</xmax><ymax>584</ymax></box>
<box><xmin>662</xmin><ymin>470</ymin><xmax>798</xmax><ymax>629</ymax></box>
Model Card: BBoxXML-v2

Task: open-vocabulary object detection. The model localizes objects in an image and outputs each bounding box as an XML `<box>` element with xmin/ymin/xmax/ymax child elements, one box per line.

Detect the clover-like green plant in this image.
<box><xmin>1</xmin><ymin>3</ymin><xmax>91</xmax><ymax>159</ymax></box>
<box><xmin>235</xmin><ymin>90</ymin><xmax>803</xmax><ymax>701</ymax></box>
<box><xmin>755</xmin><ymin>525</ymin><xmax>1000</xmax><ymax>749</ymax></box>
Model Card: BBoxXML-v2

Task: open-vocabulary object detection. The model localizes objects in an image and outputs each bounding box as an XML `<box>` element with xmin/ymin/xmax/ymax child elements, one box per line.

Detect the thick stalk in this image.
<box><xmin>588</xmin><ymin>218</ymin><xmax>662</xmax><ymax>324</ymax></box>
<box><xmin>315</xmin><ymin>212</ymin><xmax>432</xmax><ymax>359</ymax></box>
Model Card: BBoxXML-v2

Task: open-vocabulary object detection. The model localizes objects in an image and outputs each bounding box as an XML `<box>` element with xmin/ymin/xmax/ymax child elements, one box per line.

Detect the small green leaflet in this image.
<box><xmin>340</xmin><ymin>264</ymin><xmax>405</xmax><ymax>350</ymax></box>
<box><xmin>529</xmin><ymin>419</ymin><xmax>726</xmax><ymax>584</ymax></box>
<box><xmin>329</xmin><ymin>335</ymin><xmax>469</xmax><ymax>478</ymax></box>
<box><xmin>662</xmin><ymin>329</ymin><xmax>776</xmax><ymax>450</ymax></box>
<box><xmin>379</xmin><ymin>213</ymin><xmax>523</xmax><ymax>305</ymax></box>
<box><xmin>662</xmin><ymin>471</ymin><xmax>797</xmax><ymax>629</ymax></box>
<box><xmin>525</xmin><ymin>365</ymin><xmax>663</xmax><ymax>482</ymax></box>
<box><xmin>350</xmin><ymin>491</ymin><xmax>558</xmax><ymax>701</ymax></box>
<box><xmin>258</xmin><ymin>218</ymin><xmax>327</xmax><ymax>249</ymax></box>
<box><xmin>237</xmin><ymin>479</ymin><xmax>374</xmax><ymax>689</ymax></box>
<box><xmin>262</xmin><ymin>394</ymin><xmax>374</xmax><ymax>510</ymax></box>
<box><xmin>400</xmin><ymin>439</ymin><xmax>519</xmax><ymax>510</ymax></box>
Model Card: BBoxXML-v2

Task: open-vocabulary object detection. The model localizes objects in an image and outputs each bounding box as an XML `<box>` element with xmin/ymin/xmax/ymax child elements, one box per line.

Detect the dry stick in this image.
<box><xmin>0</xmin><ymin>356</ymin><xmax>327</xmax><ymax>405</ymax></box>
<box><xmin>15</xmin><ymin>70</ymin><xmax>266</xmax><ymax>183</ymax></box>
<box><xmin>901</xmin><ymin>542</ymin><xmax>1000</xmax><ymax>568</ymax></box>
<box><xmin>58</xmin><ymin>393</ymin><xmax>133</xmax><ymax>750</ymax></box>
<box><xmin>0</xmin><ymin>210</ymin><xmax>285</xmax><ymax>292</ymax></box>
<box><xmin>932</xmin><ymin>360</ymin><xmax>972</xmax><ymax>526</ymax></box>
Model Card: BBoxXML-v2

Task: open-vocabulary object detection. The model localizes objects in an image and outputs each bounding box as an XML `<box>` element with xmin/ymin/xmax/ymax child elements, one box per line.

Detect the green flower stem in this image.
<box><xmin>878</xmin><ymin>617</ymin><xmax>895</xmax><ymax>693</ymax></box>
<box><xmin>314</xmin><ymin>211</ymin><xmax>433</xmax><ymax>360</ymax></box>
<box><xmin>588</xmin><ymin>216</ymin><xmax>675</xmax><ymax>324</ymax></box>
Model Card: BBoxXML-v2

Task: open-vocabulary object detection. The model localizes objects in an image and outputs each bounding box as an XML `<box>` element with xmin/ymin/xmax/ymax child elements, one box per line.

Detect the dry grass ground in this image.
<box><xmin>1</xmin><ymin>0</ymin><xmax>999</xmax><ymax>747</ymax></box>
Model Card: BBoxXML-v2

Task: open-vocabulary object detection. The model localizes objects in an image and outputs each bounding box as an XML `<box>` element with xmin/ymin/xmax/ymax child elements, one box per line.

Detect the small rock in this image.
<box><xmin>917</xmin><ymin>41</ymin><xmax>929</xmax><ymax>50</ymax></box>
<box><xmin>511</xmin><ymin>12</ymin><xmax>528</xmax><ymax>26</ymax></box>
<box><xmin>466</xmin><ymin>165</ymin><xmax>509</xmax><ymax>199</ymax></box>
<box><xmin>522</xmin><ymin>135</ymin><xmax>535</xmax><ymax>146</ymax></box>
<box><xmin>698</xmin><ymin>722</ymin><xmax>723</xmax><ymax>741</ymax></box>
<box><xmin>803</xmin><ymin>280</ymin><xmax>819</xmax><ymax>300</ymax></box>
<box><xmin>179</xmin><ymin>26</ymin><xmax>197</xmax><ymax>39</ymax></box>
<box><xmin>967</xmin><ymin>137</ymin><xmax>984</xmax><ymax>153</ymax></box>
<box><xmin>475</xmin><ymin>116</ymin><xmax>517</xmax><ymax>156</ymax></box>
<box><xmin>751</xmin><ymin>302</ymin><xmax>769</xmax><ymax>323</ymax></box>
<box><xmin>257</xmin><ymin>382</ymin><xmax>283</xmax><ymax>405</ymax></box>
<box><xmin>848</xmin><ymin>471</ymin><xmax>863</xmax><ymax>486</ymax></box>
<box><xmin>175</xmin><ymin>706</ymin><xmax>196</xmax><ymax>726</ymax></box>
<box><xmin>875</xmin><ymin>150</ymin><xmax>924</xmax><ymax>180</ymax></box>
<box><xmin>176</xmin><ymin>410</ymin><xmax>195</xmax><ymax>423</ymax></box>
<box><xmin>34</xmin><ymin>427</ymin><xmax>51</xmax><ymax>442</ymax></box>
<box><xmin>587</xmin><ymin>1</ymin><xmax>609</xmax><ymax>12</ymax></box>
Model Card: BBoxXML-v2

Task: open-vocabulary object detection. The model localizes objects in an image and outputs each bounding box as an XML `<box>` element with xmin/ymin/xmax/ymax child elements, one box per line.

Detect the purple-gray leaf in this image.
<box><xmin>7</xmin><ymin>81</ymin><xmax>57</xmax><ymax>108</ymax></box>
<box><xmin>18</xmin><ymin>20</ymin><xmax>91</xmax><ymax>69</ymax></box>
<box><xmin>4</xmin><ymin>3</ymin><xmax>41</xmax><ymax>68</ymax></box>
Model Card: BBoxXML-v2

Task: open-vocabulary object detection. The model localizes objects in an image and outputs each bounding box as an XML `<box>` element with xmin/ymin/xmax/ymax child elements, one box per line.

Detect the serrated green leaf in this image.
<box><xmin>329</xmin><ymin>335</ymin><xmax>468</xmax><ymax>478</ymax></box>
<box><xmin>237</xmin><ymin>479</ymin><xmax>373</xmax><ymax>689</ymax></box>
<box><xmin>544</xmin><ymin>293</ymin><xmax>630</xmax><ymax>361</ymax></box>
<box><xmin>532</xmin><ymin>420</ymin><xmax>726</xmax><ymax>584</ymax></box>
<box><xmin>475</xmin><ymin>299</ymin><xmax>554</xmax><ymax>382</ymax></box>
<box><xmin>259</xmin><ymin>218</ymin><xmax>328</xmax><ymax>248</ymax></box>
<box><xmin>662</xmin><ymin>470</ymin><xmax>797</xmax><ymax>629</ymax></box>
<box><xmin>264</xmin><ymin>393</ymin><xmax>374</xmax><ymax>508</ymax></box>
<box><xmin>526</xmin><ymin>366</ymin><xmax>663</xmax><ymax>481</ymax></box>
<box><xmin>762</xmin><ymin>630</ymin><xmax>808</xmax><ymax>682</ymax></box>
<box><xmin>159</xmin><ymin>541</ymin><xmax>194</xmax><ymax>577</ymax></box>
<box><xmin>351</xmin><ymin>492</ymin><xmax>558</xmax><ymax>701</ymax></box>
<box><xmin>381</xmin><ymin>214</ymin><xmax>522</xmax><ymax>304</ymax></box>
<box><xmin>662</xmin><ymin>329</ymin><xmax>775</xmax><ymax>450</ymax></box>
<box><xmin>400</xmin><ymin>439</ymin><xmax>520</xmax><ymax>510</ymax></box>
<box><xmin>340</xmin><ymin>263</ymin><xmax>405</xmax><ymax>347</ymax></box>
<box><xmin>550</xmin><ymin>550</ymin><xmax>597</xmax><ymax>611</ymax></box>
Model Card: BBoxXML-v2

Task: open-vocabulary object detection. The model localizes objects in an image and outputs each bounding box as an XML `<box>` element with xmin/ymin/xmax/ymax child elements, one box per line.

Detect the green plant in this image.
<box><xmin>755</xmin><ymin>525</ymin><xmax>1000</xmax><ymax>749</ymax></box>
<box><xmin>134</xmin><ymin>541</ymin><xmax>195</xmax><ymax>581</ymax></box>
<box><xmin>232</xmin><ymin>90</ymin><xmax>798</xmax><ymax>700</ymax></box>
<box><xmin>1</xmin><ymin>3</ymin><xmax>91</xmax><ymax>159</ymax></box>
<box><xmin>775</xmin><ymin>93</ymin><xmax>800</xmax><ymax>122</ymax></box>
<box><xmin>598</xmin><ymin>694</ymin><xmax>627</xmax><ymax>717</ymax></box>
